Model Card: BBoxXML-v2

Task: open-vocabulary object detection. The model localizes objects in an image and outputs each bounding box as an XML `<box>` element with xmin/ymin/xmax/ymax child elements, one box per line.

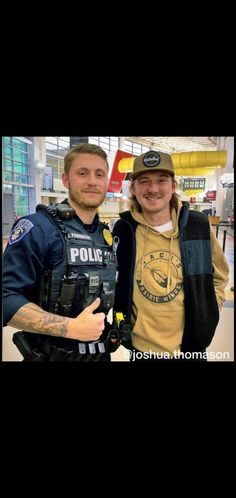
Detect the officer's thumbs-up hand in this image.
<box><xmin>86</xmin><ymin>297</ymin><xmax>102</xmax><ymax>315</ymax></box>
<box><xmin>67</xmin><ymin>297</ymin><xmax>106</xmax><ymax>341</ymax></box>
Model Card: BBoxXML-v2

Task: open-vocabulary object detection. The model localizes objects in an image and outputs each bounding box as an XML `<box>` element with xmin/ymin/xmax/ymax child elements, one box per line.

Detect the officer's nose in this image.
<box><xmin>88</xmin><ymin>173</ymin><xmax>99</xmax><ymax>185</ymax></box>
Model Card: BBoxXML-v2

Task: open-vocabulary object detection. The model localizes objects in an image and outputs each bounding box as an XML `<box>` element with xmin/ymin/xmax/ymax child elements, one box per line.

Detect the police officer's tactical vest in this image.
<box><xmin>36</xmin><ymin>203</ymin><xmax>117</xmax><ymax>323</ymax></box>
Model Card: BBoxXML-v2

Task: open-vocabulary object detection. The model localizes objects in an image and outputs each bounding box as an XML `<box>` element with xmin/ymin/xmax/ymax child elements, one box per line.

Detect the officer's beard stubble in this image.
<box><xmin>68</xmin><ymin>187</ymin><xmax>107</xmax><ymax>211</ymax></box>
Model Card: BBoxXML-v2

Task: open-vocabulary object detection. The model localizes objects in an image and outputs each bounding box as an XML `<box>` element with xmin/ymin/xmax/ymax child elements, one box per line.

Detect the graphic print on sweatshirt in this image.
<box><xmin>136</xmin><ymin>250</ymin><xmax>183</xmax><ymax>303</ymax></box>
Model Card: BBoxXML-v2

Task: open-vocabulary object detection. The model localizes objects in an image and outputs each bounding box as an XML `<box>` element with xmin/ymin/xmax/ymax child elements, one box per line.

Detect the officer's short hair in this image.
<box><xmin>64</xmin><ymin>143</ymin><xmax>108</xmax><ymax>175</ymax></box>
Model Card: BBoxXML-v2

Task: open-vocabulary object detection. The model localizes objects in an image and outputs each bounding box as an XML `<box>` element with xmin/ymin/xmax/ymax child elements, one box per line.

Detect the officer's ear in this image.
<box><xmin>62</xmin><ymin>173</ymin><xmax>69</xmax><ymax>189</ymax></box>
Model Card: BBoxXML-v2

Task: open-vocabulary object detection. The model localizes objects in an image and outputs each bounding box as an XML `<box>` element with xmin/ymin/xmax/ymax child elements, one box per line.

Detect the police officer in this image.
<box><xmin>3</xmin><ymin>143</ymin><xmax>123</xmax><ymax>361</ymax></box>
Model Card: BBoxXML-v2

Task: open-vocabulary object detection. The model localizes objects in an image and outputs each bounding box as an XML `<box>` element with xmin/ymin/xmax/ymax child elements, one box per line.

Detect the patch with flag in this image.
<box><xmin>9</xmin><ymin>219</ymin><xmax>34</xmax><ymax>245</ymax></box>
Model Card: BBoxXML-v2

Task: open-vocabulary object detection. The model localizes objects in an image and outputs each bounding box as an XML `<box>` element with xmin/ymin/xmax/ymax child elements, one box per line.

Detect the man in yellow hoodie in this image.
<box><xmin>113</xmin><ymin>150</ymin><xmax>229</xmax><ymax>360</ymax></box>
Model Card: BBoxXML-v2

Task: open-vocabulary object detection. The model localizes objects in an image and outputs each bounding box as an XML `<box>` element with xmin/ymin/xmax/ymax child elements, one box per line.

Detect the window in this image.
<box><xmin>13</xmin><ymin>149</ymin><xmax>27</xmax><ymax>162</ymax></box>
<box><xmin>124</xmin><ymin>140</ymin><xmax>150</xmax><ymax>155</ymax></box>
<box><xmin>12</xmin><ymin>138</ymin><xmax>27</xmax><ymax>151</ymax></box>
<box><xmin>45</xmin><ymin>137</ymin><xmax>70</xmax><ymax>180</ymax></box>
<box><xmin>3</xmin><ymin>172</ymin><xmax>13</xmax><ymax>182</ymax></box>
<box><xmin>2</xmin><ymin>136</ymin><xmax>31</xmax><ymax>216</ymax></box>
<box><xmin>89</xmin><ymin>137</ymin><xmax>119</xmax><ymax>153</ymax></box>
<box><xmin>88</xmin><ymin>137</ymin><xmax>150</xmax><ymax>155</ymax></box>
<box><xmin>3</xmin><ymin>146</ymin><xmax>12</xmax><ymax>158</ymax></box>
<box><xmin>3</xmin><ymin>136</ymin><xmax>11</xmax><ymax>144</ymax></box>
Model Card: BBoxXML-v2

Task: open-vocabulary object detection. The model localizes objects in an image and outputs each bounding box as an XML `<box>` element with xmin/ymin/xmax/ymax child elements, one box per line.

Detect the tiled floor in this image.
<box><xmin>2</xmin><ymin>227</ymin><xmax>234</xmax><ymax>362</ymax></box>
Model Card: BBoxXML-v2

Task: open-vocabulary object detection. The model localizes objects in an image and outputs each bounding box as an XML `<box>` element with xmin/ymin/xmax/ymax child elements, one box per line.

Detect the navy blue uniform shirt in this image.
<box><xmin>3</xmin><ymin>206</ymin><xmax>99</xmax><ymax>326</ymax></box>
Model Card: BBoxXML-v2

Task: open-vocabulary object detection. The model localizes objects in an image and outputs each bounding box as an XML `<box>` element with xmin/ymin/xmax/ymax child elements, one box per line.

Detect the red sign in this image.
<box><xmin>107</xmin><ymin>150</ymin><xmax>133</xmax><ymax>193</ymax></box>
<box><xmin>205</xmin><ymin>190</ymin><xmax>216</xmax><ymax>201</ymax></box>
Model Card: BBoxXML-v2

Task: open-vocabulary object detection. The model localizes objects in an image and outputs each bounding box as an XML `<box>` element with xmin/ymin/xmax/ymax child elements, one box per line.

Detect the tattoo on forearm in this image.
<box><xmin>9</xmin><ymin>303</ymin><xmax>69</xmax><ymax>337</ymax></box>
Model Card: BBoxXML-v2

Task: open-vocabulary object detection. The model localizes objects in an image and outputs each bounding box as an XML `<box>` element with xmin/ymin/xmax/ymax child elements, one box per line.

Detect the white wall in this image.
<box><xmin>215</xmin><ymin>137</ymin><xmax>234</xmax><ymax>218</ymax></box>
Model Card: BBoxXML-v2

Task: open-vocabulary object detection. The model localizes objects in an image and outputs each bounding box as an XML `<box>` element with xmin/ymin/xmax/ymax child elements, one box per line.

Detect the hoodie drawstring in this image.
<box><xmin>141</xmin><ymin>225</ymin><xmax>149</xmax><ymax>285</ymax></box>
<box><xmin>167</xmin><ymin>236</ymin><xmax>173</xmax><ymax>294</ymax></box>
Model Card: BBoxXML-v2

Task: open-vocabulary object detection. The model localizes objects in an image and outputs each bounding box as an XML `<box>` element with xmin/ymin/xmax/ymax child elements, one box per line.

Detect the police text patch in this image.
<box><xmin>9</xmin><ymin>219</ymin><xmax>34</xmax><ymax>245</ymax></box>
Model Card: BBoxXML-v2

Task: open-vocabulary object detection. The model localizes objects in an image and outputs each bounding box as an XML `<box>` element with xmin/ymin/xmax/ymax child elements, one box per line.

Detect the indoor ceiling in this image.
<box><xmin>125</xmin><ymin>137</ymin><xmax>218</xmax><ymax>153</ymax></box>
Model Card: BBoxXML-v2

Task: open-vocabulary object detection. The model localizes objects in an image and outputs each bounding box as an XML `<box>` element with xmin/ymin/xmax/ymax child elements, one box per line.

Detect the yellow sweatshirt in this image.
<box><xmin>130</xmin><ymin>200</ymin><xmax>229</xmax><ymax>354</ymax></box>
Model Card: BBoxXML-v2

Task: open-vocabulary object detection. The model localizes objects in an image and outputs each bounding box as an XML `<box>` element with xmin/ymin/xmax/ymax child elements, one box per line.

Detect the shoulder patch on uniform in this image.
<box><xmin>9</xmin><ymin>219</ymin><xmax>34</xmax><ymax>245</ymax></box>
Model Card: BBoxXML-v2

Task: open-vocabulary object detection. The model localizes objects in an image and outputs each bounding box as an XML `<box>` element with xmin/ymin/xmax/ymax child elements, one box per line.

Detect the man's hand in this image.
<box><xmin>9</xmin><ymin>299</ymin><xmax>105</xmax><ymax>342</ymax></box>
<box><xmin>67</xmin><ymin>297</ymin><xmax>105</xmax><ymax>341</ymax></box>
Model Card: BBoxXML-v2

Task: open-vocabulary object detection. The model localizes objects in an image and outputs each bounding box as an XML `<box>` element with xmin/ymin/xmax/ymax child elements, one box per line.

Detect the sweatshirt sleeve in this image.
<box><xmin>210</xmin><ymin>228</ymin><xmax>230</xmax><ymax>310</ymax></box>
